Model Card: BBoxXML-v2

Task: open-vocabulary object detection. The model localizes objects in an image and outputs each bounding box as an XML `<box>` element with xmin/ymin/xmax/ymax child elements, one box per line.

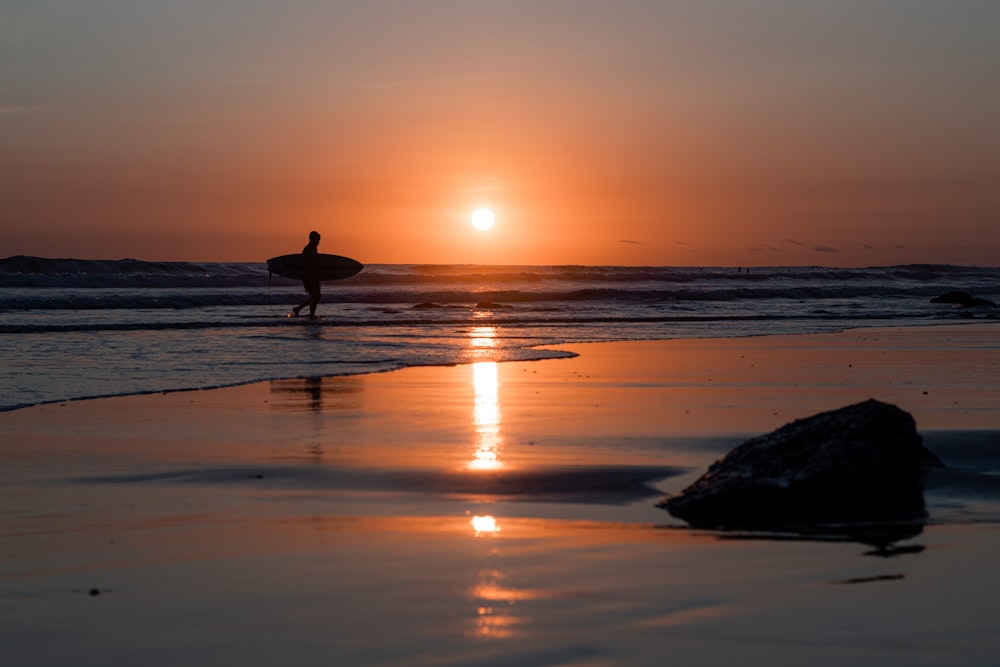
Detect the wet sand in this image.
<box><xmin>2</xmin><ymin>323</ymin><xmax>999</xmax><ymax>665</ymax></box>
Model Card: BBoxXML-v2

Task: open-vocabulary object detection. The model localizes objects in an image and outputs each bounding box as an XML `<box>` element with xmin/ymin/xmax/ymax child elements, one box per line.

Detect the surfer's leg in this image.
<box><xmin>307</xmin><ymin>285</ymin><xmax>321</xmax><ymax>317</ymax></box>
<box><xmin>304</xmin><ymin>281</ymin><xmax>321</xmax><ymax>318</ymax></box>
<box><xmin>292</xmin><ymin>279</ymin><xmax>316</xmax><ymax>317</ymax></box>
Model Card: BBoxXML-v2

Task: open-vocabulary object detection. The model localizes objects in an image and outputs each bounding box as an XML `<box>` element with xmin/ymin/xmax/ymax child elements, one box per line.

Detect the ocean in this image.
<box><xmin>2</xmin><ymin>256</ymin><xmax>998</xmax><ymax>412</ymax></box>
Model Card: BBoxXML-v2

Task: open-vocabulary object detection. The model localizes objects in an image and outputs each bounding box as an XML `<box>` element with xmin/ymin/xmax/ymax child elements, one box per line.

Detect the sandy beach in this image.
<box><xmin>2</xmin><ymin>323</ymin><xmax>999</xmax><ymax>666</ymax></box>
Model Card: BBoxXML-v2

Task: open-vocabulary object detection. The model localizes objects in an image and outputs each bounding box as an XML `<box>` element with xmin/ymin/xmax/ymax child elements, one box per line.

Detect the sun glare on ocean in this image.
<box><xmin>471</xmin><ymin>208</ymin><xmax>496</xmax><ymax>230</ymax></box>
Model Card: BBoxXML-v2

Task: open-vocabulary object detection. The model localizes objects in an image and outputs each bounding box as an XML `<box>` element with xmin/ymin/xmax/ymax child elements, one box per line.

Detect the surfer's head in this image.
<box><xmin>309</xmin><ymin>231</ymin><xmax>321</xmax><ymax>243</ymax></box>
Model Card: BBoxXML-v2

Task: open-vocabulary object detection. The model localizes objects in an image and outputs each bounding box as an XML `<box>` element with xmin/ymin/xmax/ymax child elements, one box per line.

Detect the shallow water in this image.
<box><xmin>3</xmin><ymin>261</ymin><xmax>998</xmax><ymax>411</ymax></box>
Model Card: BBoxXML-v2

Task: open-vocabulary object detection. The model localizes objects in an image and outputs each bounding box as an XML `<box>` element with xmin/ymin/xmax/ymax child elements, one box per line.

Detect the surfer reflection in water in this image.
<box><xmin>292</xmin><ymin>231</ymin><xmax>322</xmax><ymax>318</ymax></box>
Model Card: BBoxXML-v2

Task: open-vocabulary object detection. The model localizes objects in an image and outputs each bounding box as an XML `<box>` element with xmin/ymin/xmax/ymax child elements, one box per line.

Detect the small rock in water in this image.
<box><xmin>930</xmin><ymin>290</ymin><xmax>997</xmax><ymax>308</ymax></box>
<box><xmin>661</xmin><ymin>399</ymin><xmax>943</xmax><ymax>529</ymax></box>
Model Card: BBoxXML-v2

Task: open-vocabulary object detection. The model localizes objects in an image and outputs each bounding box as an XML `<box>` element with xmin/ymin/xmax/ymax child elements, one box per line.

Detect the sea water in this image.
<box><xmin>1</xmin><ymin>258</ymin><xmax>997</xmax><ymax>411</ymax></box>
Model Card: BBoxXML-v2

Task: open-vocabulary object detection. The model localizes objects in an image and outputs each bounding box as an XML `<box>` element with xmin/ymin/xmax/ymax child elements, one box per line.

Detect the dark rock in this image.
<box><xmin>661</xmin><ymin>399</ymin><xmax>943</xmax><ymax>529</ymax></box>
<box><xmin>930</xmin><ymin>290</ymin><xmax>997</xmax><ymax>308</ymax></box>
<box><xmin>475</xmin><ymin>301</ymin><xmax>513</xmax><ymax>309</ymax></box>
<box><xmin>931</xmin><ymin>290</ymin><xmax>974</xmax><ymax>304</ymax></box>
<box><xmin>412</xmin><ymin>302</ymin><xmax>443</xmax><ymax>309</ymax></box>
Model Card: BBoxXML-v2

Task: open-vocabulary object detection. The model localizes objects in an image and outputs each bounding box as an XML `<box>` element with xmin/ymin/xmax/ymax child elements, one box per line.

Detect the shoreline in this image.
<box><xmin>4</xmin><ymin>318</ymin><xmax>999</xmax><ymax>416</ymax></box>
<box><xmin>2</xmin><ymin>322</ymin><xmax>999</xmax><ymax>665</ymax></box>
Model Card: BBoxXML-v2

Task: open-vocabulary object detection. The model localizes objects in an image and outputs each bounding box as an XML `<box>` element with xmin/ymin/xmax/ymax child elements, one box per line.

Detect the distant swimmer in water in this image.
<box><xmin>291</xmin><ymin>231</ymin><xmax>321</xmax><ymax>318</ymax></box>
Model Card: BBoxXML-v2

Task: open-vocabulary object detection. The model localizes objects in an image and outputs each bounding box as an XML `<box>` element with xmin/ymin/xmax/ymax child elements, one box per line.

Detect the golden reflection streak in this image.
<box><xmin>468</xmin><ymin>514</ymin><xmax>521</xmax><ymax>639</ymax></box>
<box><xmin>470</xmin><ymin>361</ymin><xmax>503</xmax><ymax>470</ymax></box>
<box><xmin>468</xmin><ymin>324</ymin><xmax>503</xmax><ymax>471</ymax></box>
<box><xmin>469</xmin><ymin>325</ymin><xmax>497</xmax><ymax>349</ymax></box>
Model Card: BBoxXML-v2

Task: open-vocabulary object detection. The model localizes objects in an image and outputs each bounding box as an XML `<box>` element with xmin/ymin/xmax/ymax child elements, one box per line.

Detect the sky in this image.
<box><xmin>2</xmin><ymin>1</ymin><xmax>999</xmax><ymax>266</ymax></box>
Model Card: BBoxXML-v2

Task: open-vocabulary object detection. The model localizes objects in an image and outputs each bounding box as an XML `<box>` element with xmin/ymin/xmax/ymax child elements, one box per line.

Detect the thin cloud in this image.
<box><xmin>812</xmin><ymin>245</ymin><xmax>839</xmax><ymax>253</ymax></box>
<box><xmin>783</xmin><ymin>238</ymin><xmax>804</xmax><ymax>246</ymax></box>
<box><xmin>934</xmin><ymin>244</ymin><xmax>972</xmax><ymax>251</ymax></box>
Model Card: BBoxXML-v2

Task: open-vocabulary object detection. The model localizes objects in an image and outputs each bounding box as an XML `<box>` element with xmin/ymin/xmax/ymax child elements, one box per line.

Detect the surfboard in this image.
<box><xmin>266</xmin><ymin>253</ymin><xmax>364</xmax><ymax>282</ymax></box>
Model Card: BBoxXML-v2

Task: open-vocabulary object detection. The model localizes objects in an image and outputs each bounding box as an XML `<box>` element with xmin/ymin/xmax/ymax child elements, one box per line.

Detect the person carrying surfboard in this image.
<box><xmin>291</xmin><ymin>231</ymin><xmax>322</xmax><ymax>318</ymax></box>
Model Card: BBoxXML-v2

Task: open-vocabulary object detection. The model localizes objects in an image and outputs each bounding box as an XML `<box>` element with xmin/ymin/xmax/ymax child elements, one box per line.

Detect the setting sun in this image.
<box><xmin>471</xmin><ymin>208</ymin><xmax>496</xmax><ymax>231</ymax></box>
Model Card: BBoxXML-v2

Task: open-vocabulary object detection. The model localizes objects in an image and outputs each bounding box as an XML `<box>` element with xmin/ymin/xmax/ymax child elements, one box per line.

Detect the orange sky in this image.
<box><xmin>2</xmin><ymin>2</ymin><xmax>998</xmax><ymax>266</ymax></box>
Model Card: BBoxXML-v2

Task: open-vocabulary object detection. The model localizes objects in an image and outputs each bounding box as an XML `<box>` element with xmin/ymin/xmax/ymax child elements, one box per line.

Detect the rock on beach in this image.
<box><xmin>662</xmin><ymin>399</ymin><xmax>943</xmax><ymax>529</ymax></box>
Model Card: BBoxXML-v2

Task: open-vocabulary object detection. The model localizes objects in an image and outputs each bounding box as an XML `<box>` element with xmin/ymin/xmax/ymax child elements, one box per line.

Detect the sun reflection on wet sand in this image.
<box><xmin>470</xmin><ymin>360</ymin><xmax>504</xmax><ymax>471</ymax></box>
<box><xmin>471</xmin><ymin>514</ymin><xmax>500</xmax><ymax>535</ymax></box>
<box><xmin>468</xmin><ymin>514</ymin><xmax>524</xmax><ymax>639</ymax></box>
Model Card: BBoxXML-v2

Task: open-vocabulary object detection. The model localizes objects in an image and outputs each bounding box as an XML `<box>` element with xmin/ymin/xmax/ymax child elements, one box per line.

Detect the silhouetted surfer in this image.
<box><xmin>291</xmin><ymin>231</ymin><xmax>321</xmax><ymax>318</ymax></box>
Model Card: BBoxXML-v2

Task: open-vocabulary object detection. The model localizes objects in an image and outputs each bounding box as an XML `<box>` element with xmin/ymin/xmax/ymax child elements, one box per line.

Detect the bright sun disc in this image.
<box><xmin>471</xmin><ymin>208</ymin><xmax>496</xmax><ymax>230</ymax></box>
